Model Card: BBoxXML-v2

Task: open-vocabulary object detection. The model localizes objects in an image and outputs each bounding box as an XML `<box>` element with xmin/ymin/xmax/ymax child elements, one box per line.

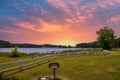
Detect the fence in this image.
<box><xmin>0</xmin><ymin>55</ymin><xmax>53</xmax><ymax>74</ymax></box>
<box><xmin>0</xmin><ymin>51</ymin><xmax>106</xmax><ymax>74</ymax></box>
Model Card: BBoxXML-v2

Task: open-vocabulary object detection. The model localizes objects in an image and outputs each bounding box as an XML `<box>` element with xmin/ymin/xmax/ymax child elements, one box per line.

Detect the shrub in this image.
<box><xmin>9</xmin><ymin>46</ymin><xmax>20</xmax><ymax>57</ymax></box>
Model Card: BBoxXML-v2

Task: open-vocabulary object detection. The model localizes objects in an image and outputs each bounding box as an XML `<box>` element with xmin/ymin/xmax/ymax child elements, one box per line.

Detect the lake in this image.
<box><xmin>0</xmin><ymin>48</ymin><xmax>87</xmax><ymax>54</ymax></box>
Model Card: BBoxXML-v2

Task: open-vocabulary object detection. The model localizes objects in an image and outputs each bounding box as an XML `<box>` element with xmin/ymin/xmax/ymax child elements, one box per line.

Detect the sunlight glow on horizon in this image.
<box><xmin>54</xmin><ymin>39</ymin><xmax>78</xmax><ymax>46</ymax></box>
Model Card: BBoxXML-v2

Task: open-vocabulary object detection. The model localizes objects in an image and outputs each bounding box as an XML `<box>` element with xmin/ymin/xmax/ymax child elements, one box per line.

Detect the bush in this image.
<box><xmin>19</xmin><ymin>52</ymin><xmax>28</xmax><ymax>57</ymax></box>
<box><xmin>9</xmin><ymin>46</ymin><xmax>20</xmax><ymax>57</ymax></box>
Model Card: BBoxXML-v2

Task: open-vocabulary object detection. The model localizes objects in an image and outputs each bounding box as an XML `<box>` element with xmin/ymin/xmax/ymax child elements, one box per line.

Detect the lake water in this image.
<box><xmin>0</xmin><ymin>48</ymin><xmax>86</xmax><ymax>54</ymax></box>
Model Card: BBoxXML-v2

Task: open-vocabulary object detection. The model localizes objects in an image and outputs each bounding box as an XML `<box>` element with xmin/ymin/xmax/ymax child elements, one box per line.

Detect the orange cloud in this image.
<box><xmin>15</xmin><ymin>17</ymin><xmax>70</xmax><ymax>33</ymax></box>
<box><xmin>65</xmin><ymin>18</ymin><xmax>73</xmax><ymax>23</ymax></box>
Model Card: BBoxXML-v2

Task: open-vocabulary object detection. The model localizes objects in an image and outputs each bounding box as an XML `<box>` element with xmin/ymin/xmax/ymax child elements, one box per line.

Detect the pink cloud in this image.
<box><xmin>15</xmin><ymin>17</ymin><xmax>70</xmax><ymax>33</ymax></box>
<box><xmin>0</xmin><ymin>29</ymin><xmax>18</xmax><ymax>34</ymax></box>
<box><xmin>47</xmin><ymin>0</ymin><xmax>86</xmax><ymax>24</ymax></box>
<box><xmin>47</xmin><ymin>0</ymin><xmax>120</xmax><ymax>25</ymax></box>
<box><xmin>65</xmin><ymin>18</ymin><xmax>73</xmax><ymax>23</ymax></box>
<box><xmin>110</xmin><ymin>15</ymin><xmax>120</xmax><ymax>22</ymax></box>
<box><xmin>47</xmin><ymin>0</ymin><xmax>70</xmax><ymax>12</ymax></box>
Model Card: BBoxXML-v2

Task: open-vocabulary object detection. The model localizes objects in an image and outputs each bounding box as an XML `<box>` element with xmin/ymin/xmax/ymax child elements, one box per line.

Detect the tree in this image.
<box><xmin>0</xmin><ymin>40</ymin><xmax>10</xmax><ymax>48</ymax></box>
<box><xmin>96</xmin><ymin>27</ymin><xmax>115</xmax><ymax>50</ymax></box>
<box><xmin>114</xmin><ymin>38</ymin><xmax>120</xmax><ymax>48</ymax></box>
<box><xmin>76</xmin><ymin>41</ymin><xmax>99</xmax><ymax>48</ymax></box>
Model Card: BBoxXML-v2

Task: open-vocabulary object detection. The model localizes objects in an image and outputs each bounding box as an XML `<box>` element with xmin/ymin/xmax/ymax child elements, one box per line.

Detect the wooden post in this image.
<box><xmin>78</xmin><ymin>52</ymin><xmax>80</xmax><ymax>56</ymax></box>
<box><xmin>48</xmin><ymin>57</ymin><xmax>50</xmax><ymax>62</ymax></box>
<box><xmin>67</xmin><ymin>53</ymin><xmax>69</xmax><ymax>56</ymax></box>
<box><xmin>54</xmin><ymin>52</ymin><xmax>56</xmax><ymax>57</ymax></box>
<box><xmin>87</xmin><ymin>52</ymin><xmax>89</xmax><ymax>55</ymax></box>
<box><xmin>37</xmin><ymin>58</ymin><xmax>39</xmax><ymax>65</ymax></box>
<box><xmin>19</xmin><ymin>59</ymin><xmax>22</xmax><ymax>71</ymax></box>
<box><xmin>95</xmin><ymin>52</ymin><xmax>96</xmax><ymax>55</ymax></box>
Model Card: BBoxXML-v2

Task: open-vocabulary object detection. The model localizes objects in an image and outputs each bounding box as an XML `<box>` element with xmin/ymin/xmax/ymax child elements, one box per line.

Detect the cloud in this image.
<box><xmin>47</xmin><ymin>0</ymin><xmax>89</xmax><ymax>25</ymax></box>
<box><xmin>65</xmin><ymin>18</ymin><xmax>73</xmax><ymax>23</ymax></box>
<box><xmin>47</xmin><ymin>0</ymin><xmax>120</xmax><ymax>16</ymax></box>
<box><xmin>15</xmin><ymin>17</ymin><xmax>70</xmax><ymax>33</ymax></box>
<box><xmin>46</xmin><ymin>0</ymin><xmax>120</xmax><ymax>26</ymax></box>
<box><xmin>0</xmin><ymin>0</ymin><xmax>120</xmax><ymax>44</ymax></box>
<box><xmin>12</xmin><ymin>0</ymin><xmax>120</xmax><ymax>28</ymax></box>
<box><xmin>110</xmin><ymin>15</ymin><xmax>120</xmax><ymax>22</ymax></box>
<box><xmin>47</xmin><ymin>0</ymin><xmax>70</xmax><ymax>12</ymax></box>
<box><xmin>0</xmin><ymin>29</ymin><xmax>18</xmax><ymax>34</ymax></box>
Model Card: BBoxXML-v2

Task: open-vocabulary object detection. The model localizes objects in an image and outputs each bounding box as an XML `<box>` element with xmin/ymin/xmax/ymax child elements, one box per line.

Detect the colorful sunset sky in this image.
<box><xmin>0</xmin><ymin>0</ymin><xmax>120</xmax><ymax>46</ymax></box>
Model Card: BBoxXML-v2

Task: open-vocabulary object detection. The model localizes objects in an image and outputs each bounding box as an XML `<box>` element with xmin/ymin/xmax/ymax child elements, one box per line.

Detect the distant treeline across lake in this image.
<box><xmin>0</xmin><ymin>39</ymin><xmax>120</xmax><ymax>48</ymax></box>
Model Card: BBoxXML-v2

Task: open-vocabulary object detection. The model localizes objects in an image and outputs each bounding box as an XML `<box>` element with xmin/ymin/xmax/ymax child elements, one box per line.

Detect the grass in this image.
<box><xmin>0</xmin><ymin>50</ymin><xmax>120</xmax><ymax>80</ymax></box>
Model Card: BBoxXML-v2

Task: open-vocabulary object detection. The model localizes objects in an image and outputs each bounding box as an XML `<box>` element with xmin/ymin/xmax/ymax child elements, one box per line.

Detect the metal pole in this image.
<box><xmin>53</xmin><ymin>68</ymin><xmax>56</xmax><ymax>80</ymax></box>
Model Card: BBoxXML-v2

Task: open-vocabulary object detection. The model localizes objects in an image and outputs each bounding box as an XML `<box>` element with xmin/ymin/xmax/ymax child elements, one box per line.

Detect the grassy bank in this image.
<box><xmin>0</xmin><ymin>50</ymin><xmax>120</xmax><ymax>80</ymax></box>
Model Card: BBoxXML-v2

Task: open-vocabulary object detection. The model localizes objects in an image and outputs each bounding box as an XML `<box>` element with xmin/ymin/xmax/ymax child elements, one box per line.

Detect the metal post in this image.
<box><xmin>49</xmin><ymin>63</ymin><xmax>59</xmax><ymax>80</ymax></box>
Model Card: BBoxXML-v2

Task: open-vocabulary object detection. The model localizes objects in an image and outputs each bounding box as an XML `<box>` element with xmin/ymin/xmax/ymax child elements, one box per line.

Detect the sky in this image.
<box><xmin>0</xmin><ymin>0</ymin><xmax>120</xmax><ymax>46</ymax></box>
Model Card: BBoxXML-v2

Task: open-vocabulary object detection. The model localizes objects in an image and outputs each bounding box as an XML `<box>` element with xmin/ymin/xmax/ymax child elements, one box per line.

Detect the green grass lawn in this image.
<box><xmin>1</xmin><ymin>50</ymin><xmax>120</xmax><ymax>80</ymax></box>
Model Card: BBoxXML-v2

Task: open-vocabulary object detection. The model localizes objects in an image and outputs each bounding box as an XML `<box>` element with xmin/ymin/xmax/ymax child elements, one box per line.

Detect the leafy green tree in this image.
<box><xmin>96</xmin><ymin>27</ymin><xmax>115</xmax><ymax>50</ymax></box>
<box><xmin>9</xmin><ymin>46</ymin><xmax>20</xmax><ymax>57</ymax></box>
<box><xmin>114</xmin><ymin>38</ymin><xmax>120</xmax><ymax>48</ymax></box>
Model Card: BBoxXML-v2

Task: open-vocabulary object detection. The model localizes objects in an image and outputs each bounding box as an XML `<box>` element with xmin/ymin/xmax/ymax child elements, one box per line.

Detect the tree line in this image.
<box><xmin>0</xmin><ymin>38</ymin><xmax>120</xmax><ymax>48</ymax></box>
<box><xmin>0</xmin><ymin>40</ymin><xmax>70</xmax><ymax>48</ymax></box>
